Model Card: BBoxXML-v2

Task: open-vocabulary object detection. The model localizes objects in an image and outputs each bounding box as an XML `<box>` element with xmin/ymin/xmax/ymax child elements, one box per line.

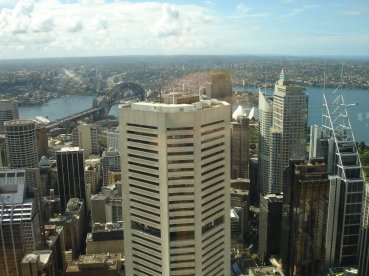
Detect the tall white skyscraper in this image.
<box><xmin>120</xmin><ymin>95</ymin><xmax>231</xmax><ymax>276</ymax></box>
<box><xmin>258</xmin><ymin>69</ymin><xmax>308</xmax><ymax>194</ymax></box>
<box><xmin>0</xmin><ymin>99</ymin><xmax>19</xmax><ymax>134</ymax></box>
<box><xmin>258</xmin><ymin>92</ymin><xmax>273</xmax><ymax>194</ymax></box>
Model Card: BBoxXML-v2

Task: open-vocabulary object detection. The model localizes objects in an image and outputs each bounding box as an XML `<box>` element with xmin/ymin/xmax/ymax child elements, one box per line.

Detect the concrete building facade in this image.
<box><xmin>101</xmin><ymin>147</ymin><xmax>120</xmax><ymax>186</ymax></box>
<box><xmin>72</xmin><ymin>124</ymin><xmax>99</xmax><ymax>158</ymax></box>
<box><xmin>4</xmin><ymin>120</ymin><xmax>41</xmax><ymax>190</ymax></box>
<box><xmin>120</xmin><ymin>97</ymin><xmax>231</xmax><ymax>275</ymax></box>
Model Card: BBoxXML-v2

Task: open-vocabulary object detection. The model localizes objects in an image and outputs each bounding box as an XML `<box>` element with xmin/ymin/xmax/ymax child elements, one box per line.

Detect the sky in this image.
<box><xmin>0</xmin><ymin>0</ymin><xmax>368</xmax><ymax>59</ymax></box>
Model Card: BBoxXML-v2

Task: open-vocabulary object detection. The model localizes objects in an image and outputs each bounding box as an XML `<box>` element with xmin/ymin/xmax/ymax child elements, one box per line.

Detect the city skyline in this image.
<box><xmin>0</xmin><ymin>0</ymin><xmax>369</xmax><ymax>59</ymax></box>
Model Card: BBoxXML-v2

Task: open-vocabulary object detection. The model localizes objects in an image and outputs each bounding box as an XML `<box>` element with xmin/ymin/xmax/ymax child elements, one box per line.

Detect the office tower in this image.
<box><xmin>36</xmin><ymin>125</ymin><xmax>48</xmax><ymax>160</ymax></box>
<box><xmin>84</xmin><ymin>159</ymin><xmax>101</xmax><ymax>214</ymax></box>
<box><xmin>120</xmin><ymin>95</ymin><xmax>231</xmax><ymax>275</ymax></box>
<box><xmin>0</xmin><ymin>99</ymin><xmax>19</xmax><ymax>133</ymax></box>
<box><xmin>230</xmin><ymin>179</ymin><xmax>250</xmax><ymax>242</ymax></box>
<box><xmin>258</xmin><ymin>193</ymin><xmax>283</xmax><ymax>261</ymax></box>
<box><xmin>101</xmin><ymin>147</ymin><xmax>120</xmax><ymax>186</ymax></box>
<box><xmin>107</xmin><ymin>127</ymin><xmax>120</xmax><ymax>151</ymax></box>
<box><xmin>231</xmin><ymin>207</ymin><xmax>241</xmax><ymax>240</ymax></box>
<box><xmin>21</xmin><ymin>250</ymin><xmax>55</xmax><ymax>276</ymax></box>
<box><xmin>359</xmin><ymin>196</ymin><xmax>369</xmax><ymax>275</ymax></box>
<box><xmin>249</xmin><ymin>157</ymin><xmax>259</xmax><ymax>205</ymax></box>
<box><xmin>0</xmin><ymin>169</ymin><xmax>42</xmax><ymax>276</ymax></box>
<box><xmin>231</xmin><ymin>112</ymin><xmax>250</xmax><ymax>179</ymax></box>
<box><xmin>281</xmin><ymin>159</ymin><xmax>330</xmax><ymax>276</ymax></box>
<box><xmin>91</xmin><ymin>184</ymin><xmax>123</xmax><ymax>225</ymax></box>
<box><xmin>310</xmin><ymin>90</ymin><xmax>365</xmax><ymax>267</ymax></box>
<box><xmin>65</xmin><ymin>198</ymin><xmax>85</xmax><ymax>257</ymax></box>
<box><xmin>72</xmin><ymin>124</ymin><xmax>99</xmax><ymax>158</ymax></box>
<box><xmin>4</xmin><ymin>119</ymin><xmax>41</xmax><ymax>190</ymax></box>
<box><xmin>258</xmin><ymin>70</ymin><xmax>308</xmax><ymax>194</ymax></box>
<box><xmin>0</xmin><ymin>135</ymin><xmax>7</xmax><ymax>167</ymax></box>
<box><xmin>258</xmin><ymin>91</ymin><xmax>273</xmax><ymax>194</ymax></box>
<box><xmin>205</xmin><ymin>69</ymin><xmax>233</xmax><ymax>104</ymax></box>
<box><xmin>39</xmin><ymin>156</ymin><xmax>51</xmax><ymax>197</ymax></box>
<box><xmin>86</xmin><ymin>222</ymin><xmax>124</xmax><ymax>255</ymax></box>
<box><xmin>56</xmin><ymin>147</ymin><xmax>85</xmax><ymax>213</ymax></box>
<box><xmin>44</xmin><ymin>225</ymin><xmax>65</xmax><ymax>275</ymax></box>
<box><xmin>49</xmin><ymin>207</ymin><xmax>83</xmax><ymax>261</ymax></box>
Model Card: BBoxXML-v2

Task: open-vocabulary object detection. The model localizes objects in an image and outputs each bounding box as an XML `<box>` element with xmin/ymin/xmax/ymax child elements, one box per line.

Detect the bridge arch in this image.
<box><xmin>111</xmin><ymin>82</ymin><xmax>145</xmax><ymax>103</ymax></box>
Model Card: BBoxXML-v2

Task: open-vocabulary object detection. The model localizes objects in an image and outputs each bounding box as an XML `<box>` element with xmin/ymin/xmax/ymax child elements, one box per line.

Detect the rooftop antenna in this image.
<box><xmin>264</xmin><ymin>66</ymin><xmax>268</xmax><ymax>95</ymax></box>
<box><xmin>323</xmin><ymin>62</ymin><xmax>327</xmax><ymax>93</ymax></box>
<box><xmin>159</xmin><ymin>73</ymin><xmax>162</xmax><ymax>102</ymax></box>
<box><xmin>172</xmin><ymin>63</ymin><xmax>175</xmax><ymax>93</ymax></box>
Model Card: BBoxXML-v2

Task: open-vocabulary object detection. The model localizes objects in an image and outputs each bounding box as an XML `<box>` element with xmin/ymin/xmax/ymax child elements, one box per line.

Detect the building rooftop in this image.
<box><xmin>263</xmin><ymin>193</ymin><xmax>284</xmax><ymax>202</ymax></box>
<box><xmin>329</xmin><ymin>267</ymin><xmax>358</xmax><ymax>275</ymax></box>
<box><xmin>22</xmin><ymin>250</ymin><xmax>53</xmax><ymax>270</ymax></box>
<box><xmin>4</xmin><ymin>119</ymin><xmax>34</xmax><ymax>126</ymax></box>
<box><xmin>0</xmin><ymin>169</ymin><xmax>26</xmax><ymax>204</ymax></box>
<box><xmin>125</xmin><ymin>97</ymin><xmax>229</xmax><ymax>114</ymax></box>
<box><xmin>231</xmin><ymin>188</ymin><xmax>249</xmax><ymax>196</ymax></box>
<box><xmin>66</xmin><ymin>198</ymin><xmax>83</xmax><ymax>212</ymax></box>
<box><xmin>66</xmin><ymin>253</ymin><xmax>121</xmax><ymax>272</ymax></box>
<box><xmin>249</xmin><ymin>266</ymin><xmax>284</xmax><ymax>276</ymax></box>
<box><xmin>59</xmin><ymin>147</ymin><xmax>81</xmax><ymax>152</ymax></box>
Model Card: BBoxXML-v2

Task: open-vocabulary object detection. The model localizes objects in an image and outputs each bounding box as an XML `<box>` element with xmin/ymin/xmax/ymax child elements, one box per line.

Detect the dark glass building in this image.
<box><xmin>56</xmin><ymin>147</ymin><xmax>85</xmax><ymax>213</ymax></box>
<box><xmin>281</xmin><ymin>158</ymin><xmax>330</xmax><ymax>276</ymax></box>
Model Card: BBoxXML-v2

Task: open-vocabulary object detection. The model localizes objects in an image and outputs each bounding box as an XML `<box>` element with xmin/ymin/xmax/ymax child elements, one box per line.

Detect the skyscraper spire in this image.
<box><xmin>279</xmin><ymin>68</ymin><xmax>289</xmax><ymax>82</ymax></box>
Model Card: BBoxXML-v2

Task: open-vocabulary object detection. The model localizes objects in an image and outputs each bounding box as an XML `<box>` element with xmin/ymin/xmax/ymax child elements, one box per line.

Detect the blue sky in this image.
<box><xmin>0</xmin><ymin>0</ymin><xmax>368</xmax><ymax>59</ymax></box>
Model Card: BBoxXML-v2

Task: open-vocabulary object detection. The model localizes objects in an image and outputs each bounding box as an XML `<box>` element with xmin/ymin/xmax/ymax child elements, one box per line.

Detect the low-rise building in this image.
<box><xmin>66</xmin><ymin>253</ymin><xmax>122</xmax><ymax>275</ymax></box>
<box><xmin>21</xmin><ymin>250</ymin><xmax>55</xmax><ymax>276</ymax></box>
<box><xmin>86</xmin><ymin>222</ymin><xmax>124</xmax><ymax>255</ymax></box>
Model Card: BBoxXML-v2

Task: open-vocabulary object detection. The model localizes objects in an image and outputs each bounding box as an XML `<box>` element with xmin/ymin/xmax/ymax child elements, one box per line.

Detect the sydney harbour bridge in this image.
<box><xmin>46</xmin><ymin>81</ymin><xmax>151</xmax><ymax>130</ymax></box>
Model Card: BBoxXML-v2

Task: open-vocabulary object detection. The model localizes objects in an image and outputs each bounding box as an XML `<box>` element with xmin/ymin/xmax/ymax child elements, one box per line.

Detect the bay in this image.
<box><xmin>19</xmin><ymin>88</ymin><xmax>369</xmax><ymax>144</ymax></box>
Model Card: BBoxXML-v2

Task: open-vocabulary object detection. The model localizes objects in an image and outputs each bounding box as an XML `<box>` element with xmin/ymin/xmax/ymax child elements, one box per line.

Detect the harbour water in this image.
<box><xmin>19</xmin><ymin>87</ymin><xmax>369</xmax><ymax>144</ymax></box>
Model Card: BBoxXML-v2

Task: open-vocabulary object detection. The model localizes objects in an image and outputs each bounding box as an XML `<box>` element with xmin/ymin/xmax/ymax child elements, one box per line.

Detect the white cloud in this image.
<box><xmin>150</xmin><ymin>4</ymin><xmax>183</xmax><ymax>38</ymax></box>
<box><xmin>0</xmin><ymin>0</ymin><xmax>366</xmax><ymax>58</ymax></box>
<box><xmin>0</xmin><ymin>0</ymin><xmax>223</xmax><ymax>58</ymax></box>
<box><xmin>340</xmin><ymin>8</ymin><xmax>369</xmax><ymax>16</ymax></box>
<box><xmin>235</xmin><ymin>3</ymin><xmax>251</xmax><ymax>15</ymax></box>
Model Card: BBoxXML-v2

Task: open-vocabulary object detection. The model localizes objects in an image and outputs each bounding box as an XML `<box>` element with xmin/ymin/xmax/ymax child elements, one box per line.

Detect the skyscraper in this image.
<box><xmin>258</xmin><ymin>92</ymin><xmax>273</xmax><ymax>194</ymax></box>
<box><xmin>72</xmin><ymin>124</ymin><xmax>99</xmax><ymax>158</ymax></box>
<box><xmin>56</xmin><ymin>147</ymin><xmax>85</xmax><ymax>213</ymax></box>
<box><xmin>205</xmin><ymin>69</ymin><xmax>233</xmax><ymax>104</ymax></box>
<box><xmin>4</xmin><ymin>120</ymin><xmax>38</xmax><ymax>169</ymax></box>
<box><xmin>120</xmin><ymin>95</ymin><xmax>231</xmax><ymax>275</ymax></box>
<box><xmin>310</xmin><ymin>90</ymin><xmax>365</xmax><ymax>267</ymax></box>
<box><xmin>258</xmin><ymin>69</ymin><xmax>308</xmax><ymax>194</ymax></box>
<box><xmin>0</xmin><ymin>169</ymin><xmax>42</xmax><ymax>276</ymax></box>
<box><xmin>0</xmin><ymin>99</ymin><xmax>19</xmax><ymax>134</ymax></box>
<box><xmin>281</xmin><ymin>159</ymin><xmax>330</xmax><ymax>276</ymax></box>
<box><xmin>101</xmin><ymin>147</ymin><xmax>120</xmax><ymax>186</ymax></box>
<box><xmin>258</xmin><ymin>193</ymin><xmax>283</xmax><ymax>261</ymax></box>
<box><xmin>231</xmin><ymin>114</ymin><xmax>250</xmax><ymax>179</ymax></box>
<box><xmin>4</xmin><ymin>119</ymin><xmax>40</xmax><ymax>190</ymax></box>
